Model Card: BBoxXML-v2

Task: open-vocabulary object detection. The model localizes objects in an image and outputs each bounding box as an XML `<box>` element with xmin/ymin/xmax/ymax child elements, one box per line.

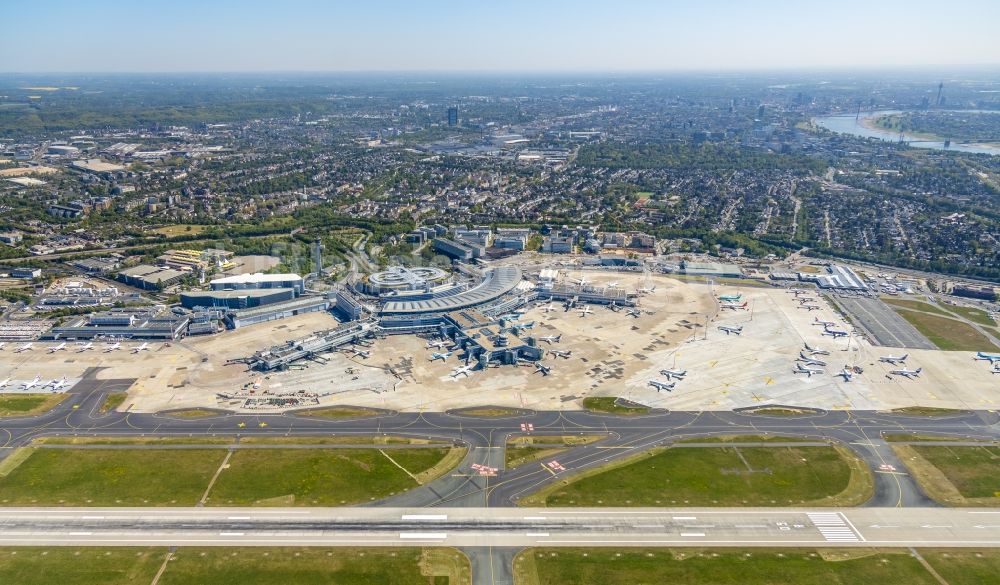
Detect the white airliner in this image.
<box><xmin>659</xmin><ymin>369</ymin><xmax>687</xmax><ymax>380</ymax></box>
<box><xmin>0</xmin><ymin>342</ymin><xmax>5</xmax><ymax>351</ymax></box>
<box><xmin>47</xmin><ymin>377</ymin><xmax>69</xmax><ymax>391</ymax></box>
<box><xmin>797</xmin><ymin>296</ymin><xmax>815</xmax><ymax>303</ymax></box>
<box><xmin>426</xmin><ymin>340</ymin><xmax>447</xmax><ymax>350</ymax></box>
<box><xmin>549</xmin><ymin>349</ymin><xmax>572</xmax><ymax>359</ymax></box>
<box><xmin>836</xmin><ymin>367</ymin><xmax>854</xmax><ymax>382</ymax></box>
<box><xmin>721</xmin><ymin>302</ymin><xmax>748</xmax><ymax>311</ymax></box>
<box><xmin>534</xmin><ymin>362</ymin><xmax>552</xmax><ymax>376</ymax></box>
<box><xmin>637</xmin><ymin>285</ymin><xmax>656</xmax><ymax>294</ymax></box>
<box><xmin>718</xmin><ymin>325</ymin><xmax>743</xmax><ymax>335</ymax></box>
<box><xmin>813</xmin><ymin>317</ymin><xmax>837</xmax><ymax>327</ymax></box>
<box><xmin>974</xmin><ymin>352</ymin><xmax>1000</xmax><ymax>363</ymax></box>
<box><xmin>0</xmin><ymin>378</ymin><xmax>10</xmax><ymax>388</ymax></box>
<box><xmin>606</xmin><ymin>281</ymin><xmax>619</xmax><ymax>288</ymax></box>
<box><xmin>579</xmin><ymin>306</ymin><xmax>592</xmax><ymax>317</ymax></box>
<box><xmin>14</xmin><ymin>343</ymin><xmax>32</xmax><ymax>353</ymax></box>
<box><xmin>131</xmin><ymin>342</ymin><xmax>150</xmax><ymax>353</ymax></box>
<box><xmin>798</xmin><ymin>304</ymin><xmax>821</xmax><ymax>311</ymax></box>
<box><xmin>890</xmin><ymin>367</ymin><xmax>922</xmax><ymax>379</ymax></box>
<box><xmin>879</xmin><ymin>354</ymin><xmax>908</xmax><ymax>365</ymax></box>
<box><xmin>648</xmin><ymin>379</ymin><xmax>675</xmax><ymax>392</ymax></box>
<box><xmin>822</xmin><ymin>327</ymin><xmax>849</xmax><ymax>338</ymax></box>
<box><xmin>450</xmin><ymin>364</ymin><xmax>474</xmax><ymax>378</ymax></box>
<box><xmin>571</xmin><ymin>277</ymin><xmax>588</xmax><ymax>286</ymax></box>
<box><xmin>347</xmin><ymin>348</ymin><xmax>371</xmax><ymax>359</ymax></box>
<box><xmin>541</xmin><ymin>302</ymin><xmax>557</xmax><ymax>313</ymax></box>
<box><xmin>47</xmin><ymin>342</ymin><xmax>67</xmax><ymax>353</ymax></box>
<box><xmin>539</xmin><ymin>334</ymin><xmax>562</xmax><ymax>344</ymax></box>
<box><xmin>21</xmin><ymin>374</ymin><xmax>42</xmax><ymax>390</ymax></box>
<box><xmin>76</xmin><ymin>342</ymin><xmax>94</xmax><ymax>352</ymax></box>
<box><xmin>104</xmin><ymin>342</ymin><xmax>121</xmax><ymax>352</ymax></box>
<box><xmin>625</xmin><ymin>308</ymin><xmax>642</xmax><ymax>318</ymax></box>
<box><xmin>794</xmin><ymin>363</ymin><xmax>824</xmax><ymax>377</ymax></box>
<box><xmin>803</xmin><ymin>343</ymin><xmax>830</xmax><ymax>356</ymax></box>
<box><xmin>430</xmin><ymin>351</ymin><xmax>452</xmax><ymax>362</ymax></box>
<box><xmin>798</xmin><ymin>352</ymin><xmax>827</xmax><ymax>367</ymax></box>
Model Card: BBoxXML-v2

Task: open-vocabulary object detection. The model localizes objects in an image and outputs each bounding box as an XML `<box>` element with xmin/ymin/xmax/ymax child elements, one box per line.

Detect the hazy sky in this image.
<box><xmin>2</xmin><ymin>0</ymin><xmax>999</xmax><ymax>72</ymax></box>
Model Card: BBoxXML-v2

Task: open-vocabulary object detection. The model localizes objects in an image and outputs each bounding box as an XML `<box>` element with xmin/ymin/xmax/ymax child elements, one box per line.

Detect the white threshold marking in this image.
<box><xmin>523</xmin><ymin>516</ymin><xmax>547</xmax><ymax>520</ymax></box>
<box><xmin>401</xmin><ymin>515</ymin><xmax>447</xmax><ymax>521</ymax></box>
<box><xmin>399</xmin><ymin>533</ymin><xmax>447</xmax><ymax>539</ymax></box>
<box><xmin>673</xmin><ymin>516</ymin><xmax>697</xmax><ymax>520</ymax></box>
<box><xmin>81</xmin><ymin>516</ymin><xmax>105</xmax><ymax>520</ymax></box>
<box><xmin>227</xmin><ymin>516</ymin><xmax>251</xmax><ymax>520</ymax></box>
<box><xmin>680</xmin><ymin>532</ymin><xmax>706</xmax><ymax>537</ymax></box>
<box><xmin>219</xmin><ymin>532</ymin><xmax>244</xmax><ymax>536</ymax></box>
<box><xmin>526</xmin><ymin>532</ymin><xmax>550</xmax><ymax>537</ymax></box>
<box><xmin>68</xmin><ymin>532</ymin><xmax>93</xmax><ymax>536</ymax></box>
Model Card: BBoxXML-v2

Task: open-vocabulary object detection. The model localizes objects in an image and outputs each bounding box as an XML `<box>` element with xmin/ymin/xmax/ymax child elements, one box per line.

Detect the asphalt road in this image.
<box><xmin>0</xmin><ymin>507</ymin><xmax>999</xmax><ymax>548</ymax></box>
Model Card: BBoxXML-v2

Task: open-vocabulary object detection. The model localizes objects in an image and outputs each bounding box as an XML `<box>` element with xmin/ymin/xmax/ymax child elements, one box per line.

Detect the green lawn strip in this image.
<box><xmin>674</xmin><ymin>435</ymin><xmax>818</xmax><ymax>443</ymax></box>
<box><xmin>0</xmin><ymin>393</ymin><xmax>67</xmax><ymax>417</ymax></box>
<box><xmin>292</xmin><ymin>406</ymin><xmax>382</xmax><ymax>419</ymax></box>
<box><xmin>506</xmin><ymin>436</ymin><xmax>603</xmax><ymax>469</ymax></box>
<box><xmin>99</xmin><ymin>392</ymin><xmax>128</xmax><ymax>413</ymax></box>
<box><xmin>158</xmin><ymin>547</ymin><xmax>468</xmax><ymax>585</ymax></box>
<box><xmin>453</xmin><ymin>407</ymin><xmax>523</xmax><ymax>417</ymax></box>
<box><xmin>882</xmin><ymin>433</ymin><xmax>971</xmax><ymax>442</ymax></box>
<box><xmin>891</xmin><ymin>407</ymin><xmax>970</xmax><ymax>416</ymax></box>
<box><xmin>909</xmin><ymin>445</ymin><xmax>1000</xmax><ymax>500</ymax></box>
<box><xmin>941</xmin><ymin>305</ymin><xmax>995</xmax><ymax>327</ymax></box>
<box><xmin>238</xmin><ymin>436</ymin><xmax>451</xmax><ymax>446</ymax></box>
<box><xmin>893</xmin><ymin>308</ymin><xmax>1000</xmax><ymax>351</ymax></box>
<box><xmin>520</xmin><ymin>444</ymin><xmax>871</xmax><ymax>507</ymax></box>
<box><xmin>882</xmin><ymin>297</ymin><xmax>951</xmax><ymax>316</ymax></box>
<box><xmin>582</xmin><ymin>397</ymin><xmax>650</xmax><ymax>415</ymax></box>
<box><xmin>161</xmin><ymin>409</ymin><xmax>224</xmax><ymax>418</ymax></box>
<box><xmin>0</xmin><ymin>548</ymin><xmax>165</xmax><ymax>585</ymax></box>
<box><xmin>0</xmin><ymin>449</ymin><xmax>225</xmax><ymax>506</ymax></box>
<box><xmin>32</xmin><ymin>437</ymin><xmax>236</xmax><ymax>446</ymax></box>
<box><xmin>921</xmin><ymin>549</ymin><xmax>1000</xmax><ymax>585</ymax></box>
<box><xmin>515</xmin><ymin>548</ymin><xmax>937</xmax><ymax>585</ymax></box>
<box><xmin>205</xmin><ymin>448</ymin><xmax>455</xmax><ymax>506</ymax></box>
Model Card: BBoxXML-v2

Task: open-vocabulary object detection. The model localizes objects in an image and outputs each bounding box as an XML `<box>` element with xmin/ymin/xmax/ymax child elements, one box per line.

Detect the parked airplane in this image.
<box><xmin>539</xmin><ymin>334</ymin><xmax>562</xmax><ymax>344</ymax></box>
<box><xmin>803</xmin><ymin>342</ymin><xmax>830</xmax><ymax>356</ymax></box>
<box><xmin>511</xmin><ymin>320</ymin><xmax>536</xmax><ymax>331</ymax></box>
<box><xmin>426</xmin><ymin>340</ymin><xmax>448</xmax><ymax>350</ymax></box>
<box><xmin>813</xmin><ymin>317</ymin><xmax>837</xmax><ymax>327</ymax></box>
<box><xmin>76</xmin><ymin>342</ymin><xmax>94</xmax><ymax>352</ymax></box>
<box><xmin>47</xmin><ymin>342</ymin><xmax>67</xmax><ymax>353</ymax></box>
<box><xmin>625</xmin><ymin>308</ymin><xmax>642</xmax><ymax>318</ymax></box>
<box><xmin>47</xmin><ymin>377</ymin><xmax>69</xmax><ymax>391</ymax></box>
<box><xmin>534</xmin><ymin>363</ymin><xmax>552</xmax><ymax>376</ymax></box>
<box><xmin>721</xmin><ymin>302</ymin><xmax>748</xmax><ymax>310</ymax></box>
<box><xmin>822</xmin><ymin>327</ymin><xmax>849</xmax><ymax>338</ymax></box>
<box><xmin>879</xmin><ymin>354</ymin><xmax>908</xmax><ymax>365</ymax></box>
<box><xmin>890</xmin><ymin>367</ymin><xmax>922</xmax><ymax>379</ymax></box>
<box><xmin>21</xmin><ymin>374</ymin><xmax>41</xmax><ymax>390</ymax></box>
<box><xmin>0</xmin><ymin>342</ymin><xmax>5</xmax><ymax>351</ymax></box>
<box><xmin>571</xmin><ymin>277</ymin><xmax>588</xmax><ymax>286</ymax></box>
<box><xmin>718</xmin><ymin>325</ymin><xmax>743</xmax><ymax>335</ymax></box>
<box><xmin>131</xmin><ymin>342</ymin><xmax>150</xmax><ymax>353</ymax></box>
<box><xmin>974</xmin><ymin>352</ymin><xmax>1000</xmax><ymax>363</ymax></box>
<box><xmin>798</xmin><ymin>304</ymin><xmax>821</xmax><ymax>311</ymax></box>
<box><xmin>549</xmin><ymin>349</ymin><xmax>572</xmax><ymax>359</ymax></box>
<box><xmin>606</xmin><ymin>281</ymin><xmax>619</xmax><ymax>289</ymax></box>
<box><xmin>14</xmin><ymin>343</ymin><xmax>32</xmax><ymax>353</ymax></box>
<box><xmin>0</xmin><ymin>378</ymin><xmax>9</xmax><ymax>388</ymax></box>
<box><xmin>429</xmin><ymin>352</ymin><xmax>452</xmax><ymax>362</ymax></box>
<box><xmin>579</xmin><ymin>306</ymin><xmax>592</xmax><ymax>317</ymax></box>
<box><xmin>798</xmin><ymin>352</ymin><xmax>827</xmax><ymax>367</ymax></box>
<box><xmin>347</xmin><ymin>348</ymin><xmax>371</xmax><ymax>359</ymax></box>
<box><xmin>636</xmin><ymin>285</ymin><xmax>656</xmax><ymax>295</ymax></box>
<box><xmin>793</xmin><ymin>363</ymin><xmax>824</xmax><ymax>377</ymax></box>
<box><xmin>499</xmin><ymin>311</ymin><xmax>525</xmax><ymax>320</ymax></box>
<box><xmin>836</xmin><ymin>367</ymin><xmax>854</xmax><ymax>382</ymax></box>
<box><xmin>541</xmin><ymin>302</ymin><xmax>557</xmax><ymax>313</ymax></box>
<box><xmin>104</xmin><ymin>342</ymin><xmax>121</xmax><ymax>352</ymax></box>
<box><xmin>788</xmin><ymin>288</ymin><xmax>804</xmax><ymax>295</ymax></box>
<box><xmin>648</xmin><ymin>379</ymin><xmax>675</xmax><ymax>392</ymax></box>
<box><xmin>796</xmin><ymin>296</ymin><xmax>815</xmax><ymax>303</ymax></box>
<box><xmin>450</xmin><ymin>364</ymin><xmax>474</xmax><ymax>378</ymax></box>
<box><xmin>659</xmin><ymin>368</ymin><xmax>687</xmax><ymax>380</ymax></box>
<box><xmin>718</xmin><ymin>293</ymin><xmax>742</xmax><ymax>302</ymax></box>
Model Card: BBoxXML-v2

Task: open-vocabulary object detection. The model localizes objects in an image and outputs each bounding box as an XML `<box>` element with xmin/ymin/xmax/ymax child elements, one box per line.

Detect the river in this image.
<box><xmin>813</xmin><ymin>110</ymin><xmax>1000</xmax><ymax>156</ymax></box>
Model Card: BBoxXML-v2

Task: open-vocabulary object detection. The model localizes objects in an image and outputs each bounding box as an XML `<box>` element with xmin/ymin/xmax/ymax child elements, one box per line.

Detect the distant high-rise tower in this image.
<box><xmin>312</xmin><ymin>240</ymin><xmax>323</xmax><ymax>274</ymax></box>
<box><xmin>936</xmin><ymin>82</ymin><xmax>944</xmax><ymax>107</ymax></box>
<box><xmin>447</xmin><ymin>106</ymin><xmax>458</xmax><ymax>127</ymax></box>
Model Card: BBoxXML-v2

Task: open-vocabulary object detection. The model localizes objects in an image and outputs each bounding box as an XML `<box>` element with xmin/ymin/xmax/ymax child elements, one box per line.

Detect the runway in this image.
<box><xmin>0</xmin><ymin>507</ymin><xmax>998</xmax><ymax>548</ymax></box>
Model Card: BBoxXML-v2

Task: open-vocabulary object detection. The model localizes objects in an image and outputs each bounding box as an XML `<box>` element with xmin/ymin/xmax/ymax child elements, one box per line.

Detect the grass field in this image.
<box><xmin>99</xmin><ymin>392</ymin><xmax>127</xmax><ymax>413</ymax></box>
<box><xmin>891</xmin><ymin>407</ymin><xmax>969</xmax><ymax>416</ymax></box>
<box><xmin>505</xmin><ymin>436</ymin><xmax>603</xmax><ymax>469</ymax></box>
<box><xmin>520</xmin><ymin>445</ymin><xmax>872</xmax><ymax>507</ymax></box>
<box><xmin>675</xmin><ymin>435</ymin><xmax>816</xmax><ymax>443</ymax></box>
<box><xmin>453</xmin><ymin>407</ymin><xmax>523</xmax><ymax>417</ymax></box>
<box><xmin>515</xmin><ymin>548</ymin><xmax>936</xmax><ymax>585</ymax></box>
<box><xmin>0</xmin><ymin>446</ymin><xmax>464</xmax><ymax>506</ymax></box>
<box><xmin>293</xmin><ymin>406</ymin><xmax>381</xmax><ymax>419</ymax></box>
<box><xmin>906</xmin><ymin>445</ymin><xmax>1000</xmax><ymax>502</ymax></box>
<box><xmin>581</xmin><ymin>397</ymin><xmax>650</xmax><ymax>416</ymax></box>
<box><xmin>0</xmin><ymin>547</ymin><xmax>469</xmax><ymax>585</ymax></box>
<box><xmin>0</xmin><ymin>393</ymin><xmax>67</xmax><ymax>417</ymax></box>
<box><xmin>920</xmin><ymin>549</ymin><xmax>1000</xmax><ymax>585</ymax></box>
<box><xmin>943</xmin><ymin>305</ymin><xmax>996</xmax><ymax>327</ymax></box>
<box><xmin>0</xmin><ymin>449</ymin><xmax>224</xmax><ymax>505</ymax></box>
<box><xmin>207</xmin><ymin>447</ymin><xmax>460</xmax><ymax>506</ymax></box>
<box><xmin>893</xmin><ymin>309</ymin><xmax>1000</xmax><ymax>351</ymax></box>
<box><xmin>162</xmin><ymin>408</ymin><xmax>224</xmax><ymax>418</ymax></box>
<box><xmin>882</xmin><ymin>297</ymin><xmax>951</xmax><ymax>316</ymax></box>
<box><xmin>150</xmin><ymin>224</ymin><xmax>208</xmax><ymax>237</ymax></box>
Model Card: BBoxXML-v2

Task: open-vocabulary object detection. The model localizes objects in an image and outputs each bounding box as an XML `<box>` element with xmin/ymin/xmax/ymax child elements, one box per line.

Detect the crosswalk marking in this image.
<box><xmin>807</xmin><ymin>512</ymin><xmax>863</xmax><ymax>542</ymax></box>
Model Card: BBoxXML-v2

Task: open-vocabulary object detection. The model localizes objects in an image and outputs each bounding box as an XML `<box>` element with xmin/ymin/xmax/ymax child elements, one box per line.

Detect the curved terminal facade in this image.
<box><xmin>361</xmin><ymin>266</ymin><xmax>450</xmax><ymax>295</ymax></box>
<box><xmin>379</xmin><ymin>266</ymin><xmax>523</xmax><ymax>315</ymax></box>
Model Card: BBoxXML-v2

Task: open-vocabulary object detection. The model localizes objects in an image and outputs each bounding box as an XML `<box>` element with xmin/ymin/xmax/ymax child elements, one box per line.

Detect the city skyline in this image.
<box><xmin>2</xmin><ymin>0</ymin><xmax>999</xmax><ymax>73</ymax></box>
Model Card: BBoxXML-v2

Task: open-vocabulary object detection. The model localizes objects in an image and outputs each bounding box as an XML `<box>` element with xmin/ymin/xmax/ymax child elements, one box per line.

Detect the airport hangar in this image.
<box><xmin>242</xmin><ymin>264</ymin><xmax>635</xmax><ymax>372</ymax></box>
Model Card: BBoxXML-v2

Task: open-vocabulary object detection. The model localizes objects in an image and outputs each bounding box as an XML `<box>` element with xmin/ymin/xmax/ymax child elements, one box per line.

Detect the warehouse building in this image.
<box><xmin>179</xmin><ymin>288</ymin><xmax>295</xmax><ymax>310</ymax></box>
<box><xmin>118</xmin><ymin>265</ymin><xmax>188</xmax><ymax>290</ymax></box>
<box><xmin>210</xmin><ymin>272</ymin><xmax>304</xmax><ymax>295</ymax></box>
